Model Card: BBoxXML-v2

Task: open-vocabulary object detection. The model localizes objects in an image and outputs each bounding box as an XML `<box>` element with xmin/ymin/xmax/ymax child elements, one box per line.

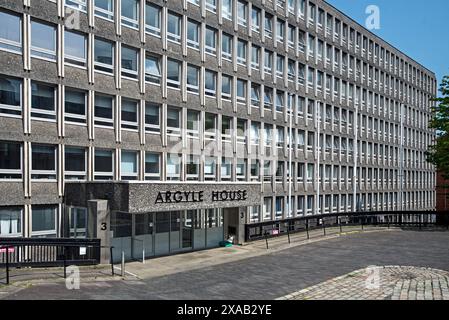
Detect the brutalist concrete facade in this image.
<box><xmin>0</xmin><ymin>0</ymin><xmax>437</xmax><ymax>239</ymax></box>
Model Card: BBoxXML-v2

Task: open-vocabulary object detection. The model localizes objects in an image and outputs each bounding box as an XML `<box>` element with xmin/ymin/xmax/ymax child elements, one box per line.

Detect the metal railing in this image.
<box><xmin>246</xmin><ymin>211</ymin><xmax>447</xmax><ymax>243</ymax></box>
<box><xmin>0</xmin><ymin>238</ymin><xmax>101</xmax><ymax>285</ymax></box>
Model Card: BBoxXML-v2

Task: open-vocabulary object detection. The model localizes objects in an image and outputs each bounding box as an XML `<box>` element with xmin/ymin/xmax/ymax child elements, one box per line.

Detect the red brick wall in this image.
<box><xmin>436</xmin><ymin>172</ymin><xmax>449</xmax><ymax>211</ymax></box>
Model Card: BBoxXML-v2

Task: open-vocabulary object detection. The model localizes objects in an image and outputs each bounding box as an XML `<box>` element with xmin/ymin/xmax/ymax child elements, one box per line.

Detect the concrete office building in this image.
<box><xmin>0</xmin><ymin>0</ymin><xmax>437</xmax><ymax>260</ymax></box>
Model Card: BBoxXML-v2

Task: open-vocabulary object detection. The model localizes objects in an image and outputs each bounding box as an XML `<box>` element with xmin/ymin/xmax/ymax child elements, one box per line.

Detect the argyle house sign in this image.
<box><xmin>155</xmin><ymin>190</ymin><xmax>248</xmax><ymax>204</ymax></box>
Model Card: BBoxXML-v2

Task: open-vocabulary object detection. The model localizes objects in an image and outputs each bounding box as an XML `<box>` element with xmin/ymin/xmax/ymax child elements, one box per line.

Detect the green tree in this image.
<box><xmin>426</xmin><ymin>76</ymin><xmax>449</xmax><ymax>178</ymax></box>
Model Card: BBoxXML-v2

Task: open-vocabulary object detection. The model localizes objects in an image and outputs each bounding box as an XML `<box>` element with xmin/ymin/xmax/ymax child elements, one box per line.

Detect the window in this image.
<box><xmin>167</xmin><ymin>59</ymin><xmax>181</xmax><ymax>89</ymax></box>
<box><xmin>94</xmin><ymin>38</ymin><xmax>114</xmax><ymax>74</ymax></box>
<box><xmin>187</xmin><ymin>65</ymin><xmax>199</xmax><ymax>93</ymax></box>
<box><xmin>145</xmin><ymin>3</ymin><xmax>161</xmax><ymax>36</ymax></box>
<box><xmin>187</xmin><ymin>20</ymin><xmax>200</xmax><ymax>50</ymax></box>
<box><xmin>94</xmin><ymin>149</ymin><xmax>113</xmax><ymax>180</ymax></box>
<box><xmin>166</xmin><ymin>154</ymin><xmax>181</xmax><ymax>180</ymax></box>
<box><xmin>250</xmin><ymin>159</ymin><xmax>260</xmax><ymax>180</ymax></box>
<box><xmin>237</xmin><ymin>79</ymin><xmax>247</xmax><ymax>104</ymax></box>
<box><xmin>237</xmin><ymin>40</ymin><xmax>247</xmax><ymax>65</ymax></box>
<box><xmin>31</xmin><ymin>82</ymin><xmax>56</xmax><ymax>120</ymax></box>
<box><xmin>222</xmin><ymin>0</ymin><xmax>232</xmax><ymax>20</ymax></box>
<box><xmin>276</xmin><ymin>55</ymin><xmax>284</xmax><ymax>78</ymax></box>
<box><xmin>251</xmin><ymin>84</ymin><xmax>260</xmax><ymax>107</ymax></box>
<box><xmin>288</xmin><ymin>59</ymin><xmax>295</xmax><ymax>82</ymax></box>
<box><xmin>264</xmin><ymin>197</ymin><xmax>272</xmax><ymax>220</ymax></box>
<box><xmin>276</xmin><ymin>91</ymin><xmax>284</xmax><ymax>112</ymax></box>
<box><xmin>264</xmin><ymin>50</ymin><xmax>273</xmax><ymax>74</ymax></box>
<box><xmin>264</xmin><ymin>13</ymin><xmax>273</xmax><ymax>38</ymax></box>
<box><xmin>121</xmin><ymin>46</ymin><xmax>138</xmax><ymax>79</ymax></box>
<box><xmin>222</xmin><ymin>116</ymin><xmax>232</xmax><ymax>142</ymax></box>
<box><xmin>222</xmin><ymin>33</ymin><xmax>232</xmax><ymax>61</ymax></box>
<box><xmin>31</xmin><ymin>20</ymin><xmax>56</xmax><ymax>61</ymax></box>
<box><xmin>65</xmin><ymin>88</ymin><xmax>86</xmax><ymax>124</ymax></box>
<box><xmin>0</xmin><ymin>207</ymin><xmax>22</xmax><ymax>237</ymax></box>
<box><xmin>264</xmin><ymin>87</ymin><xmax>273</xmax><ymax>110</ymax></box>
<box><xmin>186</xmin><ymin>110</ymin><xmax>199</xmax><ymax>138</ymax></box>
<box><xmin>66</xmin><ymin>0</ymin><xmax>87</xmax><ymax>12</ymax></box>
<box><xmin>0</xmin><ymin>75</ymin><xmax>21</xmax><ymax>117</ymax></box>
<box><xmin>221</xmin><ymin>74</ymin><xmax>232</xmax><ymax>100</ymax></box>
<box><xmin>204</xmin><ymin>113</ymin><xmax>217</xmax><ymax>140</ymax></box>
<box><xmin>121</xmin><ymin>151</ymin><xmax>138</xmax><ymax>180</ymax></box>
<box><xmin>204</xmin><ymin>157</ymin><xmax>216</xmax><ymax>180</ymax></box>
<box><xmin>0</xmin><ymin>141</ymin><xmax>21</xmax><ymax>179</ymax></box>
<box><xmin>276</xmin><ymin>19</ymin><xmax>284</xmax><ymax>43</ymax></box>
<box><xmin>121</xmin><ymin>99</ymin><xmax>138</xmax><ymax>130</ymax></box>
<box><xmin>288</xmin><ymin>25</ymin><xmax>295</xmax><ymax>48</ymax></box>
<box><xmin>145</xmin><ymin>102</ymin><xmax>160</xmax><ymax>133</ymax></box>
<box><xmin>237</xmin><ymin>119</ymin><xmax>246</xmax><ymax>144</ymax></box>
<box><xmin>31</xmin><ymin>205</ymin><xmax>57</xmax><ymax>238</ymax></box>
<box><xmin>94</xmin><ymin>94</ymin><xmax>114</xmax><ymax>127</ymax></box>
<box><xmin>167</xmin><ymin>106</ymin><xmax>181</xmax><ymax>136</ymax></box>
<box><xmin>298</xmin><ymin>31</ymin><xmax>305</xmax><ymax>53</ymax></box>
<box><xmin>167</xmin><ymin>12</ymin><xmax>181</xmax><ymax>43</ymax></box>
<box><xmin>205</xmin><ymin>27</ymin><xmax>217</xmax><ymax>55</ymax></box>
<box><xmin>64</xmin><ymin>30</ymin><xmax>86</xmax><ymax>67</ymax></box>
<box><xmin>236</xmin><ymin>159</ymin><xmax>246</xmax><ymax>181</ymax></box>
<box><xmin>121</xmin><ymin>0</ymin><xmax>139</xmax><ymax>29</ymax></box>
<box><xmin>95</xmin><ymin>0</ymin><xmax>114</xmax><ymax>20</ymax></box>
<box><xmin>145</xmin><ymin>152</ymin><xmax>160</xmax><ymax>180</ymax></box>
<box><xmin>206</xmin><ymin>0</ymin><xmax>217</xmax><ymax>13</ymax></box>
<box><xmin>275</xmin><ymin>197</ymin><xmax>283</xmax><ymax>219</ymax></box>
<box><xmin>0</xmin><ymin>11</ymin><xmax>21</xmax><ymax>53</ymax></box>
<box><xmin>65</xmin><ymin>147</ymin><xmax>86</xmax><ymax>180</ymax></box>
<box><xmin>31</xmin><ymin>144</ymin><xmax>56</xmax><ymax>180</ymax></box>
<box><xmin>251</xmin><ymin>45</ymin><xmax>260</xmax><ymax>70</ymax></box>
<box><xmin>205</xmin><ymin>70</ymin><xmax>217</xmax><ymax>96</ymax></box>
<box><xmin>145</xmin><ymin>55</ymin><xmax>161</xmax><ymax>84</ymax></box>
<box><xmin>186</xmin><ymin>155</ymin><xmax>200</xmax><ymax>180</ymax></box>
<box><xmin>221</xmin><ymin>157</ymin><xmax>232</xmax><ymax>181</ymax></box>
<box><xmin>237</xmin><ymin>0</ymin><xmax>247</xmax><ymax>27</ymax></box>
<box><xmin>251</xmin><ymin>7</ymin><xmax>260</xmax><ymax>32</ymax></box>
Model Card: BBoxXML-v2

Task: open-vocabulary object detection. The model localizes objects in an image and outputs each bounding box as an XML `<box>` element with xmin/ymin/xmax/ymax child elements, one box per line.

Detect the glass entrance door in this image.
<box><xmin>70</xmin><ymin>207</ymin><xmax>87</xmax><ymax>238</ymax></box>
<box><xmin>182</xmin><ymin>210</ymin><xmax>193</xmax><ymax>249</ymax></box>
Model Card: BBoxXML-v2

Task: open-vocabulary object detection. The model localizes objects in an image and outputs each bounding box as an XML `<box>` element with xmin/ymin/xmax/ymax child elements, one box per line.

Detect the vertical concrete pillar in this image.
<box><xmin>87</xmin><ymin>200</ymin><xmax>110</xmax><ymax>264</ymax></box>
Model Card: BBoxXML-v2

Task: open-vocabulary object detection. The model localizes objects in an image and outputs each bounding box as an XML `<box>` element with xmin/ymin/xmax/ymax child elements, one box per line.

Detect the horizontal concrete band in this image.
<box><xmin>65</xmin><ymin>181</ymin><xmax>262</xmax><ymax>213</ymax></box>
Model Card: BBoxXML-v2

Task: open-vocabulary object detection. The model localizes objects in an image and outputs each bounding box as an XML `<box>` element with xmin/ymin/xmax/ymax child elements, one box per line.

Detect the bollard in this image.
<box><xmin>287</xmin><ymin>226</ymin><xmax>291</xmax><ymax>244</ymax></box>
<box><xmin>306</xmin><ymin>219</ymin><xmax>309</xmax><ymax>240</ymax></box>
<box><xmin>110</xmin><ymin>246</ymin><xmax>114</xmax><ymax>276</ymax></box>
<box><xmin>264</xmin><ymin>232</ymin><xmax>269</xmax><ymax>250</ymax></box>
<box><xmin>121</xmin><ymin>251</ymin><xmax>125</xmax><ymax>277</ymax></box>
<box><xmin>5</xmin><ymin>246</ymin><xmax>10</xmax><ymax>285</ymax></box>
<box><xmin>63</xmin><ymin>246</ymin><xmax>67</xmax><ymax>279</ymax></box>
<box><xmin>339</xmin><ymin>218</ymin><xmax>342</xmax><ymax>234</ymax></box>
<box><xmin>142</xmin><ymin>248</ymin><xmax>145</xmax><ymax>264</ymax></box>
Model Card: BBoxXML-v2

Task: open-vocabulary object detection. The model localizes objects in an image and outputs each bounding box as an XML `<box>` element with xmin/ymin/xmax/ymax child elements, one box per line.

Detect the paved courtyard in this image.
<box><xmin>2</xmin><ymin>229</ymin><xmax>449</xmax><ymax>300</ymax></box>
<box><xmin>278</xmin><ymin>266</ymin><xmax>449</xmax><ymax>300</ymax></box>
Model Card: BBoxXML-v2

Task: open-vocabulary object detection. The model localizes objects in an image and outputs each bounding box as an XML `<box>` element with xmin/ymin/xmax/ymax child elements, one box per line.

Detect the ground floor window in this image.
<box><xmin>0</xmin><ymin>206</ymin><xmax>22</xmax><ymax>237</ymax></box>
<box><xmin>31</xmin><ymin>205</ymin><xmax>57</xmax><ymax>238</ymax></box>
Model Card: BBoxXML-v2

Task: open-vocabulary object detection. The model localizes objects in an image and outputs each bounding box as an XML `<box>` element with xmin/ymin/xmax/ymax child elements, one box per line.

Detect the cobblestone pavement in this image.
<box><xmin>278</xmin><ymin>266</ymin><xmax>449</xmax><ymax>300</ymax></box>
<box><xmin>2</xmin><ymin>230</ymin><xmax>449</xmax><ymax>299</ymax></box>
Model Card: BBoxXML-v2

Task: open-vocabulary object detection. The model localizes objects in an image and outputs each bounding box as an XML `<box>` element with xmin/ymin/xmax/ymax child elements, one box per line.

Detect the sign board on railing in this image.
<box><xmin>0</xmin><ymin>247</ymin><xmax>14</xmax><ymax>253</ymax></box>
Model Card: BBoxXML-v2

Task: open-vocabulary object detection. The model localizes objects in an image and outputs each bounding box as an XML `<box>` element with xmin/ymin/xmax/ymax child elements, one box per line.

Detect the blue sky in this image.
<box><xmin>326</xmin><ymin>0</ymin><xmax>449</xmax><ymax>91</ymax></box>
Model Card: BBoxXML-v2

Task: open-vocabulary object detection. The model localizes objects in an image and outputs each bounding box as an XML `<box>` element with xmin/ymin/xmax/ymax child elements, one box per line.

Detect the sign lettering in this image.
<box><xmin>155</xmin><ymin>190</ymin><xmax>248</xmax><ymax>204</ymax></box>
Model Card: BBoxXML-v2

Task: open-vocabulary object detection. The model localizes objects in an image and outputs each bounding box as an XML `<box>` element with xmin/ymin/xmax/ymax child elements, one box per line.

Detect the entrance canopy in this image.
<box><xmin>64</xmin><ymin>181</ymin><xmax>261</xmax><ymax>213</ymax></box>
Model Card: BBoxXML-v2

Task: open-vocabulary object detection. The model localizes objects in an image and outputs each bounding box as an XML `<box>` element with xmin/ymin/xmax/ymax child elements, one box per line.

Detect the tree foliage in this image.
<box><xmin>426</xmin><ymin>76</ymin><xmax>449</xmax><ymax>178</ymax></box>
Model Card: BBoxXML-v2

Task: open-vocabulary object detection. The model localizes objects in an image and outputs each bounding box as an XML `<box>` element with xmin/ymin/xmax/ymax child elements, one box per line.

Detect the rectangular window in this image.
<box><xmin>264</xmin><ymin>50</ymin><xmax>272</xmax><ymax>74</ymax></box>
<box><xmin>145</xmin><ymin>102</ymin><xmax>160</xmax><ymax>133</ymax></box>
<box><xmin>0</xmin><ymin>11</ymin><xmax>22</xmax><ymax>54</ymax></box>
<box><xmin>205</xmin><ymin>27</ymin><xmax>217</xmax><ymax>55</ymax></box>
<box><xmin>186</xmin><ymin>110</ymin><xmax>200</xmax><ymax>138</ymax></box>
<box><xmin>121</xmin><ymin>0</ymin><xmax>139</xmax><ymax>29</ymax></box>
<box><xmin>94</xmin><ymin>149</ymin><xmax>113</xmax><ymax>180</ymax></box>
<box><xmin>145</xmin><ymin>55</ymin><xmax>161</xmax><ymax>84</ymax></box>
<box><xmin>31</xmin><ymin>205</ymin><xmax>57</xmax><ymax>238</ymax></box>
<box><xmin>0</xmin><ymin>207</ymin><xmax>22</xmax><ymax>237</ymax></box>
<box><xmin>64</xmin><ymin>30</ymin><xmax>86</xmax><ymax>67</ymax></box>
<box><xmin>31</xmin><ymin>144</ymin><xmax>56</xmax><ymax>180</ymax></box>
<box><xmin>221</xmin><ymin>75</ymin><xmax>232</xmax><ymax>100</ymax></box>
<box><xmin>121</xmin><ymin>99</ymin><xmax>138</xmax><ymax>130</ymax></box>
<box><xmin>236</xmin><ymin>159</ymin><xmax>246</xmax><ymax>181</ymax></box>
<box><xmin>264</xmin><ymin>14</ymin><xmax>273</xmax><ymax>38</ymax></box>
<box><xmin>95</xmin><ymin>0</ymin><xmax>114</xmax><ymax>20</ymax></box>
<box><xmin>276</xmin><ymin>55</ymin><xmax>284</xmax><ymax>78</ymax></box>
<box><xmin>251</xmin><ymin>45</ymin><xmax>260</xmax><ymax>70</ymax></box>
<box><xmin>167</xmin><ymin>106</ymin><xmax>181</xmax><ymax>136</ymax></box>
<box><xmin>222</xmin><ymin>33</ymin><xmax>232</xmax><ymax>61</ymax></box>
<box><xmin>187</xmin><ymin>65</ymin><xmax>199</xmax><ymax>93</ymax></box>
<box><xmin>31</xmin><ymin>82</ymin><xmax>56</xmax><ymax>121</ymax></box>
<box><xmin>221</xmin><ymin>157</ymin><xmax>232</xmax><ymax>181</ymax></box>
<box><xmin>251</xmin><ymin>84</ymin><xmax>260</xmax><ymax>107</ymax></box>
<box><xmin>0</xmin><ymin>75</ymin><xmax>22</xmax><ymax>117</ymax></box>
<box><xmin>167</xmin><ymin>59</ymin><xmax>181</xmax><ymax>89</ymax></box>
<box><xmin>222</xmin><ymin>116</ymin><xmax>232</xmax><ymax>142</ymax></box>
<box><xmin>276</xmin><ymin>19</ymin><xmax>284</xmax><ymax>43</ymax></box>
<box><xmin>121</xmin><ymin>46</ymin><xmax>138</xmax><ymax>79</ymax></box>
<box><xmin>94</xmin><ymin>38</ymin><xmax>114</xmax><ymax>74</ymax></box>
<box><xmin>251</xmin><ymin>7</ymin><xmax>260</xmax><ymax>33</ymax></box>
<box><xmin>250</xmin><ymin>159</ymin><xmax>259</xmax><ymax>180</ymax></box>
<box><xmin>205</xmin><ymin>70</ymin><xmax>217</xmax><ymax>97</ymax></box>
<box><xmin>145</xmin><ymin>3</ymin><xmax>161</xmax><ymax>36</ymax></box>
<box><xmin>94</xmin><ymin>94</ymin><xmax>114</xmax><ymax>127</ymax></box>
<box><xmin>145</xmin><ymin>152</ymin><xmax>160</xmax><ymax>180</ymax></box>
<box><xmin>167</xmin><ymin>12</ymin><xmax>181</xmax><ymax>43</ymax></box>
<box><xmin>204</xmin><ymin>157</ymin><xmax>216</xmax><ymax>180</ymax></box>
<box><xmin>237</xmin><ymin>79</ymin><xmax>247</xmax><ymax>104</ymax></box>
<box><xmin>31</xmin><ymin>20</ymin><xmax>56</xmax><ymax>61</ymax></box>
<box><xmin>187</xmin><ymin>19</ymin><xmax>200</xmax><ymax>50</ymax></box>
<box><xmin>186</xmin><ymin>155</ymin><xmax>200</xmax><ymax>180</ymax></box>
<box><xmin>264</xmin><ymin>88</ymin><xmax>273</xmax><ymax>110</ymax></box>
<box><xmin>237</xmin><ymin>0</ymin><xmax>247</xmax><ymax>27</ymax></box>
<box><xmin>65</xmin><ymin>147</ymin><xmax>86</xmax><ymax>180</ymax></box>
<box><xmin>0</xmin><ymin>141</ymin><xmax>22</xmax><ymax>179</ymax></box>
<box><xmin>222</xmin><ymin>0</ymin><xmax>232</xmax><ymax>20</ymax></box>
<box><xmin>206</xmin><ymin>0</ymin><xmax>217</xmax><ymax>13</ymax></box>
<box><xmin>121</xmin><ymin>150</ymin><xmax>138</xmax><ymax>180</ymax></box>
<box><xmin>65</xmin><ymin>88</ymin><xmax>86</xmax><ymax>124</ymax></box>
<box><xmin>166</xmin><ymin>154</ymin><xmax>181</xmax><ymax>180</ymax></box>
<box><xmin>237</xmin><ymin>40</ymin><xmax>247</xmax><ymax>65</ymax></box>
<box><xmin>66</xmin><ymin>0</ymin><xmax>87</xmax><ymax>12</ymax></box>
